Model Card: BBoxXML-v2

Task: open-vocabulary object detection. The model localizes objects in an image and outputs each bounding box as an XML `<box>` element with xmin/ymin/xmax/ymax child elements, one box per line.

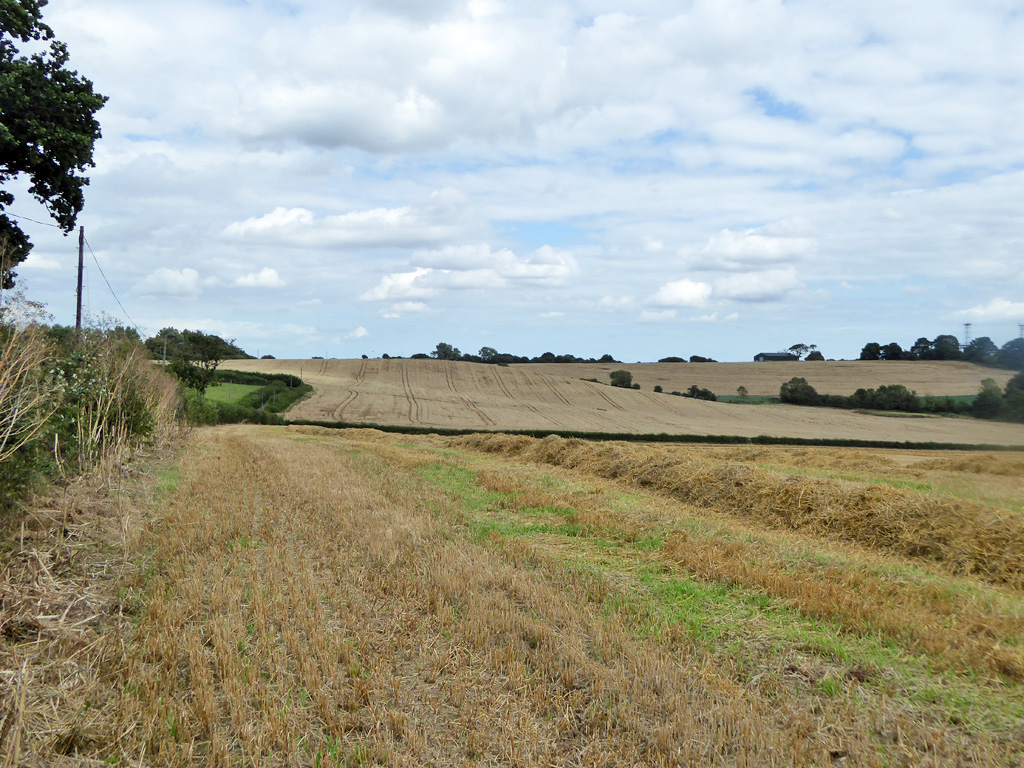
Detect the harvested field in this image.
<box><xmin>4</xmin><ymin>425</ymin><xmax>1023</xmax><ymax>766</ymax></box>
<box><xmin>222</xmin><ymin>358</ymin><xmax>1024</xmax><ymax>446</ymax></box>
<box><xmin>533</xmin><ymin>359</ymin><xmax>1017</xmax><ymax>398</ymax></box>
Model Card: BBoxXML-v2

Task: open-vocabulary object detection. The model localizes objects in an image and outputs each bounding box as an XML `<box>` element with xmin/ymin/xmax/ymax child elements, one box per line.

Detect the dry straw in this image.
<box><xmin>454</xmin><ymin>434</ymin><xmax>1024</xmax><ymax>588</ymax></box>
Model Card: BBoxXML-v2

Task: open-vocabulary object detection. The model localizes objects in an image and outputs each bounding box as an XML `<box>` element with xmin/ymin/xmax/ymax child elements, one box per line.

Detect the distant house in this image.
<box><xmin>754</xmin><ymin>352</ymin><xmax>800</xmax><ymax>362</ymax></box>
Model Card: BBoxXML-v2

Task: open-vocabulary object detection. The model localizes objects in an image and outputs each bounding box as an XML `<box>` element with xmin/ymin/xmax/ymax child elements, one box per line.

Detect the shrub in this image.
<box><xmin>609</xmin><ymin>370</ymin><xmax>633</xmax><ymax>388</ymax></box>
<box><xmin>654</xmin><ymin>385</ymin><xmax>663</xmax><ymax>393</ymax></box>
<box><xmin>683</xmin><ymin>384</ymin><xmax>717</xmax><ymax>401</ymax></box>
<box><xmin>779</xmin><ymin>377</ymin><xmax>820</xmax><ymax>406</ymax></box>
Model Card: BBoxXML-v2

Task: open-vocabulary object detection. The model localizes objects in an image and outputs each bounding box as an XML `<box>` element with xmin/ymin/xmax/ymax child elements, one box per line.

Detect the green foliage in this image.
<box><xmin>609</xmin><ymin>370</ymin><xmax>633</xmax><ymax>388</ymax></box>
<box><xmin>0</xmin><ymin>0</ymin><xmax>107</xmax><ymax>287</ymax></box>
<box><xmin>736</xmin><ymin>386</ymin><xmax>748</xmax><ymax>398</ymax></box>
<box><xmin>997</xmin><ymin>338</ymin><xmax>1024</xmax><ymax>370</ymax></box>
<box><xmin>805</xmin><ymin>351</ymin><xmax>825</xmax><ymax>361</ymax></box>
<box><xmin>859</xmin><ymin>342</ymin><xmax>881</xmax><ymax>361</ymax></box>
<box><xmin>153</xmin><ymin>329</ymin><xmax>251</xmax><ymax>394</ymax></box>
<box><xmin>683</xmin><ymin>384</ymin><xmax>717</xmax><ymax>401</ymax></box>
<box><xmin>779</xmin><ymin>377</ymin><xmax>820</xmax><ymax>405</ymax></box>
<box><xmin>971</xmin><ymin>379</ymin><xmax>1005</xmax><ymax>420</ymax></box>
<box><xmin>653</xmin><ymin>385</ymin><xmax>663</xmax><ymax>393</ymax></box>
<box><xmin>963</xmin><ymin>336</ymin><xmax>998</xmax><ymax>365</ymax></box>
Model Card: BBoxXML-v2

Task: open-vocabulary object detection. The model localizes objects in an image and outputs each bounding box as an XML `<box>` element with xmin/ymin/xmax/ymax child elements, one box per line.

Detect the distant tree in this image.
<box><xmin>658</xmin><ymin>356</ymin><xmax>686</xmax><ymax>363</ymax></box>
<box><xmin>381</xmin><ymin>353</ymin><xmax>390</xmax><ymax>359</ymax></box>
<box><xmin>972</xmin><ymin>379</ymin><xmax>1005</xmax><ymax>419</ymax></box>
<box><xmin>859</xmin><ymin>342</ymin><xmax>881</xmax><ymax>361</ymax></box>
<box><xmin>997</xmin><ymin>338</ymin><xmax>1024</xmax><ymax>370</ymax></box>
<box><xmin>598</xmin><ymin>353</ymin><xmax>617</xmax><ymax>363</ymax></box>
<box><xmin>609</xmin><ymin>370</ymin><xmax>633</xmax><ymax>388</ymax></box>
<box><xmin>411</xmin><ymin>353</ymin><xmax>430</xmax><ymax>360</ymax></box>
<box><xmin>910</xmin><ymin>337</ymin><xmax>934</xmax><ymax>359</ymax></box>
<box><xmin>167</xmin><ymin>330</ymin><xmax>238</xmax><ymax>394</ymax></box>
<box><xmin>261</xmin><ymin>354</ymin><xmax>275</xmax><ymax>359</ymax></box>
<box><xmin>931</xmin><ymin>334</ymin><xmax>961</xmax><ymax>360</ymax></box>
<box><xmin>478</xmin><ymin>346</ymin><xmax>498</xmax><ymax>362</ymax></box>
<box><xmin>805</xmin><ymin>350</ymin><xmax>825</xmax><ymax>361</ymax></box>
<box><xmin>653</xmin><ymin>385</ymin><xmax>663</xmax><ymax>393</ymax></box>
<box><xmin>779</xmin><ymin>377</ymin><xmax>820</xmax><ymax>405</ymax></box>
<box><xmin>431</xmin><ymin>342</ymin><xmax>461</xmax><ymax>361</ymax></box>
<box><xmin>689</xmin><ymin>355</ymin><xmax>717</xmax><ymax>363</ymax></box>
<box><xmin>880</xmin><ymin>342</ymin><xmax>904</xmax><ymax>361</ymax></box>
<box><xmin>736</xmin><ymin>385</ymin><xmax>748</xmax><ymax>398</ymax></box>
<box><xmin>963</xmin><ymin>337</ymin><xmax>998</xmax><ymax>365</ymax></box>
<box><xmin>683</xmin><ymin>384</ymin><xmax>717</xmax><ymax>401</ymax></box>
<box><xmin>361</xmin><ymin>354</ymin><xmax>368</xmax><ymax>359</ymax></box>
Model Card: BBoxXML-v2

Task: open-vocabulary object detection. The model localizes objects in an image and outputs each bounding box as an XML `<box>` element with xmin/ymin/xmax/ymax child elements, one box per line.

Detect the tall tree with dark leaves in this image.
<box><xmin>0</xmin><ymin>0</ymin><xmax>106</xmax><ymax>287</ymax></box>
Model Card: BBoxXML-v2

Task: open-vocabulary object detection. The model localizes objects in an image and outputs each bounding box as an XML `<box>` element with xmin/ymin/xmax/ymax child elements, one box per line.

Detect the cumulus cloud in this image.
<box><xmin>360</xmin><ymin>268</ymin><xmax>434</xmax><ymax>302</ymax></box>
<box><xmin>649</xmin><ymin>279</ymin><xmax>712</xmax><ymax>308</ymax></box>
<box><xmin>233</xmin><ymin>267</ymin><xmax>285</xmax><ymax>288</ymax></box>
<box><xmin>714</xmin><ymin>269</ymin><xmax>802</xmax><ymax>303</ymax></box>
<box><xmin>346</xmin><ymin>326</ymin><xmax>369</xmax><ymax>339</ymax></box>
<box><xmin>957</xmin><ymin>298</ymin><xmax>1024</xmax><ymax>320</ymax></box>
<box><xmin>687</xmin><ymin>218</ymin><xmax>817</xmax><ymax>271</ymax></box>
<box><xmin>132</xmin><ymin>268</ymin><xmax>203</xmax><ymax>298</ymax></box>
<box><xmin>223</xmin><ymin>189</ymin><xmax>470</xmax><ymax>249</ymax></box>
<box><xmin>380</xmin><ymin>301</ymin><xmax>432</xmax><ymax>318</ymax></box>
<box><xmin>639</xmin><ymin>309</ymin><xmax>677</xmax><ymax>323</ymax></box>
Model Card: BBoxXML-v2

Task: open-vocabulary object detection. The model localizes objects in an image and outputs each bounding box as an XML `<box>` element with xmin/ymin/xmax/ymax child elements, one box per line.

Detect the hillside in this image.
<box><xmin>221</xmin><ymin>358</ymin><xmax>1024</xmax><ymax>446</ymax></box>
<box><xmin>530</xmin><ymin>360</ymin><xmax>1015</xmax><ymax>397</ymax></box>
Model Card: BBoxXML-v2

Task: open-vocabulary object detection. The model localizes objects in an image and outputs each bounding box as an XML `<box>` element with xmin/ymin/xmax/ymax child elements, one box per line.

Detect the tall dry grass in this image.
<box><xmin>454</xmin><ymin>433</ymin><xmax>1024</xmax><ymax>588</ymax></box>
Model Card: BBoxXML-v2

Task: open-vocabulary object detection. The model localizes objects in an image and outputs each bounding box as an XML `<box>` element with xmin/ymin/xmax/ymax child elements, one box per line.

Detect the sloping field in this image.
<box><xmin>224</xmin><ymin>358</ymin><xmax>1024</xmax><ymax>446</ymax></box>
<box><xmin>6</xmin><ymin>426</ymin><xmax>1022</xmax><ymax>765</ymax></box>
<box><xmin>533</xmin><ymin>359</ymin><xmax>1016</xmax><ymax>397</ymax></box>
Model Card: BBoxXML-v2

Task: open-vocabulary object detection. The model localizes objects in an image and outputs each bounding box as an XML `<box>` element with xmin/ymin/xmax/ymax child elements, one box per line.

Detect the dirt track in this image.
<box><xmin>222</xmin><ymin>358</ymin><xmax>1024</xmax><ymax>446</ymax></box>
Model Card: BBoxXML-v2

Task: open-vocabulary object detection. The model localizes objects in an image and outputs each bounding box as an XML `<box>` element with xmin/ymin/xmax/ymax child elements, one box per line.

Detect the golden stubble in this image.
<box><xmin>98</xmin><ymin>426</ymin><xmax>1021</xmax><ymax>767</ymax></box>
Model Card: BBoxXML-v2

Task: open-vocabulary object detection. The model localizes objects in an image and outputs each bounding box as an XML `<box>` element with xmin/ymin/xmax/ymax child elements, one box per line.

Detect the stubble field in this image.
<box><xmin>222</xmin><ymin>358</ymin><xmax>1024</xmax><ymax>446</ymax></box>
<box><xmin>5</xmin><ymin>425</ymin><xmax>1023</xmax><ymax>766</ymax></box>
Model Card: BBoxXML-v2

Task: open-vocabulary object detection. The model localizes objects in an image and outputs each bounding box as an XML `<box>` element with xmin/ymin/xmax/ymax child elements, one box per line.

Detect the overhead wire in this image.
<box><xmin>83</xmin><ymin>236</ymin><xmax>143</xmax><ymax>336</ymax></box>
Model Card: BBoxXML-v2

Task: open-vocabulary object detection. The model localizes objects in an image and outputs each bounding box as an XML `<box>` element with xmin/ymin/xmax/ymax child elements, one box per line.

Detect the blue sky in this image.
<box><xmin>10</xmin><ymin>0</ymin><xmax>1024</xmax><ymax>361</ymax></box>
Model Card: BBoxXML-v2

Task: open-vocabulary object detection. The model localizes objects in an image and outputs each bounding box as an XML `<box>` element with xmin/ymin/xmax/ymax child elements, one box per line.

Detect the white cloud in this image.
<box><xmin>233</xmin><ymin>267</ymin><xmax>285</xmax><ymax>288</ymax></box>
<box><xmin>223</xmin><ymin>189</ymin><xmax>470</xmax><ymax>249</ymax></box>
<box><xmin>688</xmin><ymin>219</ymin><xmax>817</xmax><ymax>271</ymax></box>
<box><xmin>714</xmin><ymin>269</ymin><xmax>802</xmax><ymax>303</ymax></box>
<box><xmin>539</xmin><ymin>311</ymin><xmax>564</xmax><ymax>320</ymax></box>
<box><xmin>957</xmin><ymin>298</ymin><xmax>1024</xmax><ymax>320</ymax></box>
<box><xmin>380</xmin><ymin>301</ymin><xmax>432</xmax><ymax>318</ymax></box>
<box><xmin>360</xmin><ymin>268</ymin><xmax>434</xmax><ymax>301</ymax></box>
<box><xmin>132</xmin><ymin>268</ymin><xmax>203</xmax><ymax>299</ymax></box>
<box><xmin>649</xmin><ymin>279</ymin><xmax>712</xmax><ymax>308</ymax></box>
<box><xmin>597</xmin><ymin>295</ymin><xmax>635</xmax><ymax>312</ymax></box>
<box><xmin>347</xmin><ymin>326</ymin><xmax>369</xmax><ymax>339</ymax></box>
<box><xmin>639</xmin><ymin>309</ymin><xmax>677</xmax><ymax>324</ymax></box>
<box><xmin>691</xmin><ymin>311</ymin><xmax>740</xmax><ymax>324</ymax></box>
<box><xmin>21</xmin><ymin>253</ymin><xmax>61</xmax><ymax>271</ymax></box>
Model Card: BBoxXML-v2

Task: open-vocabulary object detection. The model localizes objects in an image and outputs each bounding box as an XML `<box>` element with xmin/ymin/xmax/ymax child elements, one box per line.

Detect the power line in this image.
<box><xmin>3</xmin><ymin>211</ymin><xmax>64</xmax><ymax>229</ymax></box>
<box><xmin>83</xmin><ymin>236</ymin><xmax>143</xmax><ymax>335</ymax></box>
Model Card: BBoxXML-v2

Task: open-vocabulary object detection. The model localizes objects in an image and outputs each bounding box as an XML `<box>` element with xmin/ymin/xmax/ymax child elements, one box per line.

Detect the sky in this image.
<box><xmin>8</xmin><ymin>0</ymin><xmax>1024</xmax><ymax>361</ymax></box>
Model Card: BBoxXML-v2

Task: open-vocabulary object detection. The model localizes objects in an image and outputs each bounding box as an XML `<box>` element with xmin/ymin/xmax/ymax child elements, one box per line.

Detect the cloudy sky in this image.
<box><xmin>11</xmin><ymin>0</ymin><xmax>1024</xmax><ymax>361</ymax></box>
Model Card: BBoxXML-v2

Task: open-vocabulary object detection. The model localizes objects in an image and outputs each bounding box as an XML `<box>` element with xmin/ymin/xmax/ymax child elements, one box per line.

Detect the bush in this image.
<box><xmin>779</xmin><ymin>377</ymin><xmax>820</xmax><ymax>406</ymax></box>
<box><xmin>654</xmin><ymin>385</ymin><xmax>663</xmax><ymax>393</ymax></box>
<box><xmin>683</xmin><ymin>384</ymin><xmax>717</xmax><ymax>401</ymax></box>
<box><xmin>609</xmin><ymin>370</ymin><xmax>633</xmax><ymax>388</ymax></box>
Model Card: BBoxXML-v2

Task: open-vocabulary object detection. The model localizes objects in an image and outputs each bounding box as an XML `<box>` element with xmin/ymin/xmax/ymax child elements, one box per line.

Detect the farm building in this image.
<box><xmin>754</xmin><ymin>352</ymin><xmax>800</xmax><ymax>362</ymax></box>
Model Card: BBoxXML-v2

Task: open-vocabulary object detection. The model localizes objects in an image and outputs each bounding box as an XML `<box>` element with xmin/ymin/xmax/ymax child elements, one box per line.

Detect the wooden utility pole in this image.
<box><xmin>75</xmin><ymin>226</ymin><xmax>84</xmax><ymax>338</ymax></box>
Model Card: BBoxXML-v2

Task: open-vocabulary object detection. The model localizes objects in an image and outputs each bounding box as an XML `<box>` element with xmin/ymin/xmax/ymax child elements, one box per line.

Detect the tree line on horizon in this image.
<box><xmin>858</xmin><ymin>334</ymin><xmax>1024</xmax><ymax>369</ymax></box>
